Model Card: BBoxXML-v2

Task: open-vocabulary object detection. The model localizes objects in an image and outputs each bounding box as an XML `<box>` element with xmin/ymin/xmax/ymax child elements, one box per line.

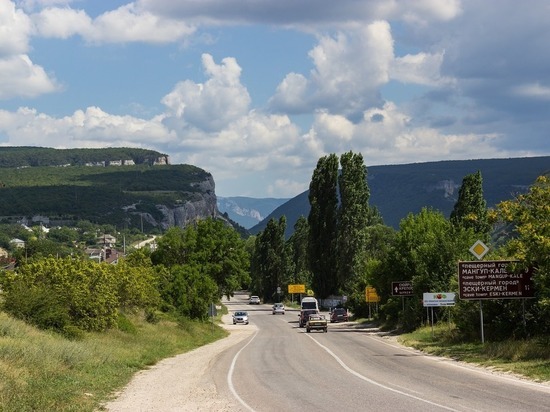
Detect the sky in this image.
<box><xmin>0</xmin><ymin>0</ymin><xmax>549</xmax><ymax>198</ymax></box>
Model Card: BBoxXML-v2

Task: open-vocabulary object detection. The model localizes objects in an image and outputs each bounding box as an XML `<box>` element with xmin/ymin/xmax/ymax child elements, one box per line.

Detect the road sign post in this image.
<box><xmin>392</xmin><ymin>281</ymin><xmax>413</xmax><ymax>296</ymax></box>
<box><xmin>392</xmin><ymin>281</ymin><xmax>413</xmax><ymax>322</ymax></box>
<box><xmin>458</xmin><ymin>255</ymin><xmax>536</xmax><ymax>343</ymax></box>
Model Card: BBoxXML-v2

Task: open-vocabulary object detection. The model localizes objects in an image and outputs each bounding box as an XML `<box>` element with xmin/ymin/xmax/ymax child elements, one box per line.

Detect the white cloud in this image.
<box><xmin>88</xmin><ymin>4</ymin><xmax>195</xmax><ymax>44</ymax></box>
<box><xmin>32</xmin><ymin>7</ymin><xmax>91</xmax><ymax>39</ymax></box>
<box><xmin>270</xmin><ymin>21</ymin><xmax>393</xmax><ymax>117</ymax></box>
<box><xmin>17</xmin><ymin>0</ymin><xmax>74</xmax><ymax>12</ymax></box>
<box><xmin>307</xmin><ymin>102</ymin><xmax>510</xmax><ymax>165</ymax></box>
<box><xmin>0</xmin><ymin>106</ymin><xmax>172</xmax><ymax>147</ymax></box>
<box><xmin>161</xmin><ymin>54</ymin><xmax>251</xmax><ymax>132</ymax></box>
<box><xmin>400</xmin><ymin>0</ymin><xmax>462</xmax><ymax>25</ymax></box>
<box><xmin>0</xmin><ymin>0</ymin><xmax>33</xmax><ymax>56</ymax></box>
<box><xmin>0</xmin><ymin>54</ymin><xmax>58</xmax><ymax>98</ymax></box>
<box><xmin>391</xmin><ymin>51</ymin><xmax>453</xmax><ymax>86</ymax></box>
<box><xmin>32</xmin><ymin>3</ymin><xmax>196</xmax><ymax>43</ymax></box>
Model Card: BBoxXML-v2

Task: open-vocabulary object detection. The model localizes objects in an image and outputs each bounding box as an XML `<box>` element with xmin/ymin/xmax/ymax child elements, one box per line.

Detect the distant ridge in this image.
<box><xmin>0</xmin><ymin>146</ymin><xmax>169</xmax><ymax>168</ymax></box>
<box><xmin>217</xmin><ymin>196</ymin><xmax>289</xmax><ymax>229</ymax></box>
<box><xmin>250</xmin><ymin>156</ymin><xmax>550</xmax><ymax>238</ymax></box>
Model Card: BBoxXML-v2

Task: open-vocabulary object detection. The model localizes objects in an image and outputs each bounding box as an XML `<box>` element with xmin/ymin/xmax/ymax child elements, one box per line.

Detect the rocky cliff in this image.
<box><xmin>154</xmin><ymin>176</ymin><xmax>218</xmax><ymax>229</ymax></box>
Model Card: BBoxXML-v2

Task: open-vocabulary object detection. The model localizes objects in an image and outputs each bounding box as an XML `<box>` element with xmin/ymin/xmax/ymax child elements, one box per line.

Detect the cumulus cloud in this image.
<box><xmin>32</xmin><ymin>3</ymin><xmax>195</xmax><ymax>43</ymax></box>
<box><xmin>270</xmin><ymin>21</ymin><xmax>392</xmax><ymax>117</ymax></box>
<box><xmin>32</xmin><ymin>7</ymin><xmax>91</xmax><ymax>39</ymax></box>
<box><xmin>306</xmin><ymin>102</ymin><xmax>510</xmax><ymax>166</ymax></box>
<box><xmin>0</xmin><ymin>106</ymin><xmax>172</xmax><ymax>147</ymax></box>
<box><xmin>0</xmin><ymin>54</ymin><xmax>58</xmax><ymax>98</ymax></box>
<box><xmin>0</xmin><ymin>0</ymin><xmax>33</xmax><ymax>56</ymax></box>
<box><xmin>391</xmin><ymin>51</ymin><xmax>453</xmax><ymax>86</ymax></box>
<box><xmin>162</xmin><ymin>54</ymin><xmax>251</xmax><ymax>132</ymax></box>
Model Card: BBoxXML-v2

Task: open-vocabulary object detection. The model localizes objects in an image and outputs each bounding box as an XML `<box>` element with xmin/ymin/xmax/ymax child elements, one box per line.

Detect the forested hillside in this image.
<box><xmin>252</xmin><ymin>156</ymin><xmax>550</xmax><ymax>237</ymax></box>
<box><xmin>0</xmin><ymin>146</ymin><xmax>168</xmax><ymax>168</ymax></box>
<box><xmin>0</xmin><ymin>147</ymin><xmax>215</xmax><ymax>231</ymax></box>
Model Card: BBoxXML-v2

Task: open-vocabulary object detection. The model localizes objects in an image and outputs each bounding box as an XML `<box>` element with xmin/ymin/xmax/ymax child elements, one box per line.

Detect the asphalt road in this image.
<box><xmin>213</xmin><ymin>294</ymin><xmax>550</xmax><ymax>412</ymax></box>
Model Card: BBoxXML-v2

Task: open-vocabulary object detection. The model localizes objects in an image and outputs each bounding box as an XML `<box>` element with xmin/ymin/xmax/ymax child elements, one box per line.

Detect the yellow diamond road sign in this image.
<box><xmin>469</xmin><ymin>240</ymin><xmax>489</xmax><ymax>260</ymax></box>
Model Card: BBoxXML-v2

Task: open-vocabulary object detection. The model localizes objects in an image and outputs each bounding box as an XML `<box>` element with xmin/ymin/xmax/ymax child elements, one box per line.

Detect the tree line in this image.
<box><xmin>0</xmin><ymin>150</ymin><xmax>548</xmax><ymax>342</ymax></box>
<box><xmin>250</xmin><ymin>151</ymin><xmax>550</xmax><ymax>339</ymax></box>
<box><xmin>0</xmin><ymin>218</ymin><xmax>250</xmax><ymax>337</ymax></box>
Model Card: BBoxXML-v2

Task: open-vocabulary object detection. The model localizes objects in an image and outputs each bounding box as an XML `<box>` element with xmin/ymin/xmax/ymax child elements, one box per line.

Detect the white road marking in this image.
<box><xmin>305</xmin><ymin>334</ymin><xmax>459</xmax><ymax>411</ymax></box>
<box><xmin>227</xmin><ymin>330</ymin><xmax>259</xmax><ymax>412</ymax></box>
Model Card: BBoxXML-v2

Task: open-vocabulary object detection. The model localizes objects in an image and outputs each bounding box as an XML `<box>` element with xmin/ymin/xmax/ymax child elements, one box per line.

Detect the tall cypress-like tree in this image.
<box><xmin>288</xmin><ymin>216</ymin><xmax>312</xmax><ymax>287</ymax></box>
<box><xmin>337</xmin><ymin>151</ymin><xmax>371</xmax><ymax>291</ymax></box>
<box><xmin>308</xmin><ymin>154</ymin><xmax>339</xmax><ymax>298</ymax></box>
<box><xmin>450</xmin><ymin>171</ymin><xmax>490</xmax><ymax>237</ymax></box>
<box><xmin>250</xmin><ymin>216</ymin><xmax>287</xmax><ymax>302</ymax></box>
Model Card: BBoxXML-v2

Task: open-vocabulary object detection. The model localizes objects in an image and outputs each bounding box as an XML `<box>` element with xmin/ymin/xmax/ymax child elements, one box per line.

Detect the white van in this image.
<box><xmin>301</xmin><ymin>296</ymin><xmax>319</xmax><ymax>311</ymax></box>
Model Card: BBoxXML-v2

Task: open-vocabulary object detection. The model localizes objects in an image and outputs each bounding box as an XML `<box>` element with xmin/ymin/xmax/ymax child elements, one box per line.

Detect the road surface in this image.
<box><xmin>105</xmin><ymin>294</ymin><xmax>550</xmax><ymax>411</ymax></box>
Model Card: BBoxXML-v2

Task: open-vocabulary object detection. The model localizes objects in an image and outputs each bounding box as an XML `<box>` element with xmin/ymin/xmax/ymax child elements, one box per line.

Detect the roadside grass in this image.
<box><xmin>398</xmin><ymin>324</ymin><xmax>550</xmax><ymax>382</ymax></box>
<box><xmin>0</xmin><ymin>310</ymin><xmax>228</xmax><ymax>412</ymax></box>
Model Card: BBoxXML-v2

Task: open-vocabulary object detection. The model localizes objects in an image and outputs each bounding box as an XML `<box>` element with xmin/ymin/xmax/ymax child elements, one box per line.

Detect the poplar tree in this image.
<box><xmin>308</xmin><ymin>154</ymin><xmax>339</xmax><ymax>298</ymax></box>
<box><xmin>450</xmin><ymin>170</ymin><xmax>490</xmax><ymax>237</ymax></box>
<box><xmin>250</xmin><ymin>216</ymin><xmax>287</xmax><ymax>302</ymax></box>
<box><xmin>288</xmin><ymin>216</ymin><xmax>312</xmax><ymax>287</ymax></box>
<box><xmin>337</xmin><ymin>151</ymin><xmax>371</xmax><ymax>290</ymax></box>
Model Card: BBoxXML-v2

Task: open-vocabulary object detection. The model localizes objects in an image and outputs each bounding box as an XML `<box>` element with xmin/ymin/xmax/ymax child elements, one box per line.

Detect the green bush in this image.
<box><xmin>116</xmin><ymin>313</ymin><xmax>137</xmax><ymax>334</ymax></box>
<box><xmin>2</xmin><ymin>281</ymin><xmax>70</xmax><ymax>331</ymax></box>
<box><xmin>1</xmin><ymin>257</ymin><xmax>119</xmax><ymax>332</ymax></box>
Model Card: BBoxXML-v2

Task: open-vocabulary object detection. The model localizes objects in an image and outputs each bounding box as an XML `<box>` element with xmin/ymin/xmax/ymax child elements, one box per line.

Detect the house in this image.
<box><xmin>98</xmin><ymin>234</ymin><xmax>117</xmax><ymax>248</ymax></box>
<box><xmin>10</xmin><ymin>238</ymin><xmax>25</xmax><ymax>248</ymax></box>
<box><xmin>85</xmin><ymin>247</ymin><xmax>121</xmax><ymax>264</ymax></box>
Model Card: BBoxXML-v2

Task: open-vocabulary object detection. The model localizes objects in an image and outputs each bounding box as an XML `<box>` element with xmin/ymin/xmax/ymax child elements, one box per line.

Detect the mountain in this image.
<box><xmin>217</xmin><ymin>197</ymin><xmax>290</xmax><ymax>229</ymax></box>
<box><xmin>250</xmin><ymin>156</ymin><xmax>550</xmax><ymax>238</ymax></box>
<box><xmin>0</xmin><ymin>147</ymin><xmax>217</xmax><ymax>232</ymax></box>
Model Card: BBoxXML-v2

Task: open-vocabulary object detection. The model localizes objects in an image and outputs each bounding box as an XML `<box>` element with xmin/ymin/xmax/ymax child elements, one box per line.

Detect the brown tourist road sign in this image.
<box><xmin>458</xmin><ymin>260</ymin><xmax>535</xmax><ymax>300</ymax></box>
<box><xmin>391</xmin><ymin>281</ymin><xmax>414</xmax><ymax>296</ymax></box>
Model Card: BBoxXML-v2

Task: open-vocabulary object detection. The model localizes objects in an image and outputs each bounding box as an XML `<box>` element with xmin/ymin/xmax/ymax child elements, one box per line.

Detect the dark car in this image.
<box><xmin>299</xmin><ymin>309</ymin><xmax>318</xmax><ymax>328</ymax></box>
<box><xmin>330</xmin><ymin>308</ymin><xmax>349</xmax><ymax>323</ymax></box>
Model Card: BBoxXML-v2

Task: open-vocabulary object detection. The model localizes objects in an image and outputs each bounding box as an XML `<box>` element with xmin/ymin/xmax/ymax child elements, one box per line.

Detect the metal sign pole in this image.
<box><xmin>431</xmin><ymin>307</ymin><xmax>434</xmax><ymax>338</ymax></box>
<box><xmin>480</xmin><ymin>300</ymin><xmax>485</xmax><ymax>344</ymax></box>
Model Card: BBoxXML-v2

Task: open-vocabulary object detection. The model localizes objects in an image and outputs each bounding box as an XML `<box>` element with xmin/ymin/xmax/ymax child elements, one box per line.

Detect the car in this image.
<box><xmin>272</xmin><ymin>303</ymin><xmax>285</xmax><ymax>315</ymax></box>
<box><xmin>306</xmin><ymin>314</ymin><xmax>328</xmax><ymax>333</ymax></box>
<box><xmin>232</xmin><ymin>311</ymin><xmax>249</xmax><ymax>325</ymax></box>
<box><xmin>330</xmin><ymin>307</ymin><xmax>349</xmax><ymax>323</ymax></box>
<box><xmin>249</xmin><ymin>295</ymin><xmax>261</xmax><ymax>304</ymax></box>
<box><xmin>299</xmin><ymin>309</ymin><xmax>318</xmax><ymax>327</ymax></box>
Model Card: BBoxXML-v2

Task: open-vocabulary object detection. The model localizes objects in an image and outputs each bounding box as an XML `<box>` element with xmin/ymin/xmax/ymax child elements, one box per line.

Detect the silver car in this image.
<box><xmin>272</xmin><ymin>303</ymin><xmax>285</xmax><ymax>315</ymax></box>
<box><xmin>232</xmin><ymin>311</ymin><xmax>249</xmax><ymax>325</ymax></box>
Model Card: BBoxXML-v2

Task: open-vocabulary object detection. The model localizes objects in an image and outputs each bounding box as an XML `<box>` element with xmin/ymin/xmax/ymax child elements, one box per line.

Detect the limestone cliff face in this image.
<box><xmin>152</xmin><ymin>175</ymin><xmax>218</xmax><ymax>230</ymax></box>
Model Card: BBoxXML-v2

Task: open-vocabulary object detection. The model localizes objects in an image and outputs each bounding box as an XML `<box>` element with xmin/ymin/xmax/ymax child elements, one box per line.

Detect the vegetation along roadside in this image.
<box><xmin>0</xmin><ymin>309</ymin><xmax>228</xmax><ymax>412</ymax></box>
<box><xmin>0</xmin><ymin>149</ymin><xmax>548</xmax><ymax>410</ymax></box>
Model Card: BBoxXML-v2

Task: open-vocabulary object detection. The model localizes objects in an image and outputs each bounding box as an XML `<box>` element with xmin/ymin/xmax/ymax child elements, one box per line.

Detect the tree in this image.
<box><xmin>167</xmin><ymin>264</ymin><xmax>218</xmax><ymax>320</ymax></box>
<box><xmin>151</xmin><ymin>226</ymin><xmax>195</xmax><ymax>267</ymax></box>
<box><xmin>151</xmin><ymin>219</ymin><xmax>250</xmax><ymax>301</ymax></box>
<box><xmin>193</xmin><ymin>218</ymin><xmax>250</xmax><ymax>300</ymax></box>
<box><xmin>250</xmin><ymin>217</ymin><xmax>288</xmax><ymax>302</ymax></box>
<box><xmin>496</xmin><ymin>175</ymin><xmax>550</xmax><ymax>335</ymax></box>
<box><xmin>288</xmin><ymin>216</ymin><xmax>312</xmax><ymax>288</ymax></box>
<box><xmin>377</xmin><ymin>208</ymin><xmax>474</xmax><ymax>330</ymax></box>
<box><xmin>337</xmin><ymin>151</ymin><xmax>371</xmax><ymax>292</ymax></box>
<box><xmin>308</xmin><ymin>154</ymin><xmax>339</xmax><ymax>298</ymax></box>
<box><xmin>450</xmin><ymin>171</ymin><xmax>490</xmax><ymax>238</ymax></box>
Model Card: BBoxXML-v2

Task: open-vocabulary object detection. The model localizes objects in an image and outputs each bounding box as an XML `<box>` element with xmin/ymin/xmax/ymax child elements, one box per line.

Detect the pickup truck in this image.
<box><xmin>306</xmin><ymin>314</ymin><xmax>328</xmax><ymax>333</ymax></box>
